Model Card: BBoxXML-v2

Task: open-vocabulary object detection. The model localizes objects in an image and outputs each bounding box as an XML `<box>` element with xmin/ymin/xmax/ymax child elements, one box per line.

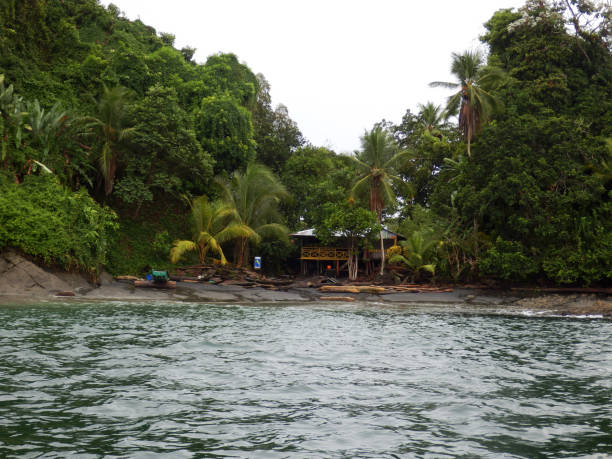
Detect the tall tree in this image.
<box><xmin>350</xmin><ymin>126</ymin><xmax>411</xmax><ymax>275</ymax></box>
<box><xmin>430</xmin><ymin>50</ymin><xmax>505</xmax><ymax>156</ymax></box>
<box><xmin>195</xmin><ymin>94</ymin><xmax>256</xmax><ymax>174</ymax></box>
<box><xmin>392</xmin><ymin>104</ymin><xmax>455</xmax><ymax>207</ymax></box>
<box><xmin>83</xmin><ymin>85</ymin><xmax>135</xmax><ymax>196</ymax></box>
<box><xmin>216</xmin><ymin>163</ymin><xmax>289</xmax><ymax>268</ymax></box>
<box><xmin>115</xmin><ymin>84</ymin><xmax>213</xmax><ymax>213</ymax></box>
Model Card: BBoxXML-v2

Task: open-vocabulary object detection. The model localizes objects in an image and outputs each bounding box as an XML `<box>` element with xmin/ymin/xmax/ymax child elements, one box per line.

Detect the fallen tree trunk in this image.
<box><xmin>319</xmin><ymin>285</ymin><xmax>360</xmax><ymax>293</ymax></box>
<box><xmin>355</xmin><ymin>286</ymin><xmax>386</xmax><ymax>294</ymax></box>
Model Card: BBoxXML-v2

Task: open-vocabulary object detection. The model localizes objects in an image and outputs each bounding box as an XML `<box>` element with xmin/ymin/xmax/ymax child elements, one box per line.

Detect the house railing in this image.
<box><xmin>300</xmin><ymin>246</ymin><xmax>349</xmax><ymax>260</ymax></box>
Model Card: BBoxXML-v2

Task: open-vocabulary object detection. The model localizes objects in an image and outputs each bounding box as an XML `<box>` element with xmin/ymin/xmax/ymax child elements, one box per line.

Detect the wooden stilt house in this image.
<box><xmin>290</xmin><ymin>228</ymin><xmax>404</xmax><ymax>277</ymax></box>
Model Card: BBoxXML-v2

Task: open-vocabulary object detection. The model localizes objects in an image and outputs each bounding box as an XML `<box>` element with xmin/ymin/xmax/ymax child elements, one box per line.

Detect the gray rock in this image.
<box><xmin>248</xmin><ymin>290</ymin><xmax>310</xmax><ymax>302</ymax></box>
<box><xmin>383</xmin><ymin>291</ymin><xmax>467</xmax><ymax>304</ymax></box>
<box><xmin>0</xmin><ymin>251</ymin><xmax>72</xmax><ymax>295</ymax></box>
<box><xmin>98</xmin><ymin>271</ymin><xmax>114</xmax><ymax>286</ymax></box>
<box><xmin>189</xmin><ymin>290</ymin><xmax>239</xmax><ymax>302</ymax></box>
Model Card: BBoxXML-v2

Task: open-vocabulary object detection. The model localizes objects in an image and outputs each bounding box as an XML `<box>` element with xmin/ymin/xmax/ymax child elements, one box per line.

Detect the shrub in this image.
<box><xmin>480</xmin><ymin>237</ymin><xmax>538</xmax><ymax>281</ymax></box>
<box><xmin>0</xmin><ymin>173</ymin><xmax>118</xmax><ymax>274</ymax></box>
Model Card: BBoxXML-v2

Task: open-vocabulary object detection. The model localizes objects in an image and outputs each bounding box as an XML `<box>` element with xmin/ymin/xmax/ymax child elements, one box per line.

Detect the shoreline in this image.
<box><xmin>1</xmin><ymin>251</ymin><xmax>610</xmax><ymax>317</ymax></box>
<box><xmin>1</xmin><ymin>278</ymin><xmax>610</xmax><ymax>319</ymax></box>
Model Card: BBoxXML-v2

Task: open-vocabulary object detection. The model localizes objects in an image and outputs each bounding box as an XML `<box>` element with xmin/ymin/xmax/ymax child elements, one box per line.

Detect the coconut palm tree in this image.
<box><xmin>216</xmin><ymin>163</ymin><xmax>289</xmax><ymax>268</ymax></box>
<box><xmin>350</xmin><ymin>126</ymin><xmax>412</xmax><ymax>275</ymax></box>
<box><xmin>170</xmin><ymin>195</ymin><xmax>258</xmax><ymax>265</ymax></box>
<box><xmin>417</xmin><ymin>101</ymin><xmax>447</xmax><ymax>138</ymax></box>
<box><xmin>83</xmin><ymin>85</ymin><xmax>135</xmax><ymax>196</ymax></box>
<box><xmin>430</xmin><ymin>50</ymin><xmax>505</xmax><ymax>156</ymax></box>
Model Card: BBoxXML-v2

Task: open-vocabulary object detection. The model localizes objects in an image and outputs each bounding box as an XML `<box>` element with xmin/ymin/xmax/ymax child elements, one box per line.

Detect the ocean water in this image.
<box><xmin>0</xmin><ymin>301</ymin><xmax>610</xmax><ymax>458</ymax></box>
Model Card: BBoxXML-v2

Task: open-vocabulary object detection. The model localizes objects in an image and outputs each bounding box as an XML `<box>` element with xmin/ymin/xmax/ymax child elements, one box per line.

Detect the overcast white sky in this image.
<box><xmin>100</xmin><ymin>0</ymin><xmax>526</xmax><ymax>153</ymax></box>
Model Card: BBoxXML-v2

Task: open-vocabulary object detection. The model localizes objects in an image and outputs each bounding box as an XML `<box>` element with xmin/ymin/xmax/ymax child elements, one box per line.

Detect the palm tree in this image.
<box><xmin>417</xmin><ymin>101</ymin><xmax>447</xmax><ymax>138</ymax></box>
<box><xmin>216</xmin><ymin>163</ymin><xmax>289</xmax><ymax>268</ymax></box>
<box><xmin>388</xmin><ymin>230</ymin><xmax>440</xmax><ymax>283</ymax></box>
<box><xmin>430</xmin><ymin>50</ymin><xmax>504</xmax><ymax>156</ymax></box>
<box><xmin>83</xmin><ymin>85</ymin><xmax>135</xmax><ymax>196</ymax></box>
<box><xmin>350</xmin><ymin>126</ymin><xmax>412</xmax><ymax>275</ymax></box>
<box><xmin>170</xmin><ymin>195</ymin><xmax>258</xmax><ymax>265</ymax></box>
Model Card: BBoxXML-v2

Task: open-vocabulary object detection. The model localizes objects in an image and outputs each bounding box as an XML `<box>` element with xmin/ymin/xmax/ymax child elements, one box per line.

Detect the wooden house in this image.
<box><xmin>290</xmin><ymin>228</ymin><xmax>404</xmax><ymax>276</ymax></box>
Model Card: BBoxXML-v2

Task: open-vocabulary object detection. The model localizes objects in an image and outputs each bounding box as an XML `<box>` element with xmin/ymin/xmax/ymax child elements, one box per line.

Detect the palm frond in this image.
<box><xmin>216</xmin><ymin>222</ymin><xmax>261</xmax><ymax>244</ymax></box>
<box><xmin>429</xmin><ymin>81</ymin><xmax>459</xmax><ymax>89</ymax></box>
<box><xmin>255</xmin><ymin>223</ymin><xmax>289</xmax><ymax>242</ymax></box>
<box><xmin>170</xmin><ymin>239</ymin><xmax>197</xmax><ymax>263</ymax></box>
<box><xmin>350</xmin><ymin>175</ymin><xmax>371</xmax><ymax>200</ymax></box>
<box><xmin>383</xmin><ymin>148</ymin><xmax>415</xmax><ymax>169</ymax></box>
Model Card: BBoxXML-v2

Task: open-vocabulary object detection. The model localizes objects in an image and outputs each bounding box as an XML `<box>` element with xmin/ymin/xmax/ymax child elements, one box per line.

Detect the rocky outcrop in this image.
<box><xmin>0</xmin><ymin>251</ymin><xmax>73</xmax><ymax>296</ymax></box>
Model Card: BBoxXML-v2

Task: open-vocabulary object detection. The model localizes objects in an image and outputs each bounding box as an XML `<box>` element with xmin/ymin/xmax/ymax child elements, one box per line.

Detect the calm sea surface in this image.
<box><xmin>0</xmin><ymin>301</ymin><xmax>610</xmax><ymax>458</ymax></box>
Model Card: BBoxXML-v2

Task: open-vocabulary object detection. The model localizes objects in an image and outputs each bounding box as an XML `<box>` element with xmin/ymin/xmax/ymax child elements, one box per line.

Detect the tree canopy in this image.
<box><xmin>0</xmin><ymin>0</ymin><xmax>610</xmax><ymax>285</ymax></box>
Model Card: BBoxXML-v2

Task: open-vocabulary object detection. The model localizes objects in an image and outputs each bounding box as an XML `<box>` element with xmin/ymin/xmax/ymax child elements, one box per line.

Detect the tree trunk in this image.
<box><xmin>236</xmin><ymin>237</ymin><xmax>249</xmax><ymax>268</ymax></box>
<box><xmin>379</xmin><ymin>229</ymin><xmax>385</xmax><ymax>276</ymax></box>
<box><xmin>348</xmin><ymin>240</ymin><xmax>359</xmax><ymax>280</ymax></box>
<box><xmin>473</xmin><ymin>216</ymin><xmax>479</xmax><ymax>260</ymax></box>
<box><xmin>466</xmin><ymin>124</ymin><xmax>472</xmax><ymax>157</ymax></box>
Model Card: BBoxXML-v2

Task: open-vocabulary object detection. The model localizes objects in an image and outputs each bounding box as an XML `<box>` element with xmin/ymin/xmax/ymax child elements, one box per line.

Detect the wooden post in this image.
<box><xmin>336</xmin><ymin>260</ymin><xmax>339</xmax><ymax>277</ymax></box>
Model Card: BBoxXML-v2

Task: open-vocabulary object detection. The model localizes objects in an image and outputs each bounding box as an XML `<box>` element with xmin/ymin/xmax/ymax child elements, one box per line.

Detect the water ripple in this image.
<box><xmin>0</xmin><ymin>301</ymin><xmax>610</xmax><ymax>458</ymax></box>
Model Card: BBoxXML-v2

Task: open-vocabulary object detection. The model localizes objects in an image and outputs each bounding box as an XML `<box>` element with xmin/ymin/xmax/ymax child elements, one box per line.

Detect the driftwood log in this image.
<box><xmin>319</xmin><ymin>285</ymin><xmax>360</xmax><ymax>293</ymax></box>
<box><xmin>319</xmin><ymin>285</ymin><xmax>387</xmax><ymax>294</ymax></box>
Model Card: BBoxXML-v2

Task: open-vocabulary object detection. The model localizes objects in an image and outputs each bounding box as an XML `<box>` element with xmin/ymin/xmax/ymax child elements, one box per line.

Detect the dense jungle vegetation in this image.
<box><xmin>0</xmin><ymin>0</ymin><xmax>610</xmax><ymax>285</ymax></box>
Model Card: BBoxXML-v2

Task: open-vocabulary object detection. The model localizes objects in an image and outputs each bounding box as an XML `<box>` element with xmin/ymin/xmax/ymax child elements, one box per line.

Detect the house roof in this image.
<box><xmin>290</xmin><ymin>228</ymin><xmax>404</xmax><ymax>240</ymax></box>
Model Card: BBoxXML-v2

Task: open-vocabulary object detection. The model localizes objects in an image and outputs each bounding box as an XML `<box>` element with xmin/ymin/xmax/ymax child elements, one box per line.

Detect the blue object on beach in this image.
<box><xmin>146</xmin><ymin>274</ymin><xmax>153</xmax><ymax>281</ymax></box>
<box><xmin>254</xmin><ymin>256</ymin><xmax>261</xmax><ymax>269</ymax></box>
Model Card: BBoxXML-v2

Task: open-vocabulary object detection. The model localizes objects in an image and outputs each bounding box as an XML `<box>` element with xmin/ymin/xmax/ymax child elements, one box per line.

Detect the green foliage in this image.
<box><xmin>216</xmin><ymin>163</ymin><xmax>290</xmax><ymax>267</ymax></box>
<box><xmin>351</xmin><ymin>126</ymin><xmax>412</xmax><ymax>219</ymax></box>
<box><xmin>170</xmin><ymin>195</ymin><xmax>258</xmax><ymax>265</ymax></box>
<box><xmin>105</xmin><ymin>198</ymin><xmax>193</xmax><ymax>276</ymax></box>
<box><xmin>430</xmin><ymin>50</ymin><xmax>506</xmax><ymax>156</ymax></box>
<box><xmin>152</xmin><ymin>230</ymin><xmax>172</xmax><ymax>258</ymax></box>
<box><xmin>431</xmin><ymin>0</ymin><xmax>612</xmax><ymax>285</ymax></box>
<box><xmin>118</xmin><ymin>84</ymin><xmax>213</xmax><ymax>206</ymax></box>
<box><xmin>480</xmin><ymin>237</ymin><xmax>538</xmax><ymax>281</ymax></box>
<box><xmin>315</xmin><ymin>203</ymin><xmax>380</xmax><ymax>247</ymax></box>
<box><xmin>352</xmin><ymin>125</ymin><xmax>413</xmax><ymax>274</ymax></box>
<box><xmin>281</xmin><ymin>145</ymin><xmax>357</xmax><ymax>229</ymax></box>
<box><xmin>315</xmin><ymin>202</ymin><xmax>380</xmax><ymax>280</ymax></box>
<box><xmin>195</xmin><ymin>94</ymin><xmax>256</xmax><ymax>174</ymax></box>
<box><xmin>392</xmin><ymin>106</ymin><xmax>457</xmax><ymax>206</ymax></box>
<box><xmin>201</xmin><ymin>53</ymin><xmax>258</xmax><ymax>108</ymax></box>
<box><xmin>255</xmin><ymin>239</ymin><xmax>298</xmax><ymax>275</ymax></box>
<box><xmin>82</xmin><ymin>85</ymin><xmax>136</xmax><ymax>196</ymax></box>
<box><xmin>0</xmin><ymin>173</ymin><xmax>117</xmax><ymax>273</ymax></box>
